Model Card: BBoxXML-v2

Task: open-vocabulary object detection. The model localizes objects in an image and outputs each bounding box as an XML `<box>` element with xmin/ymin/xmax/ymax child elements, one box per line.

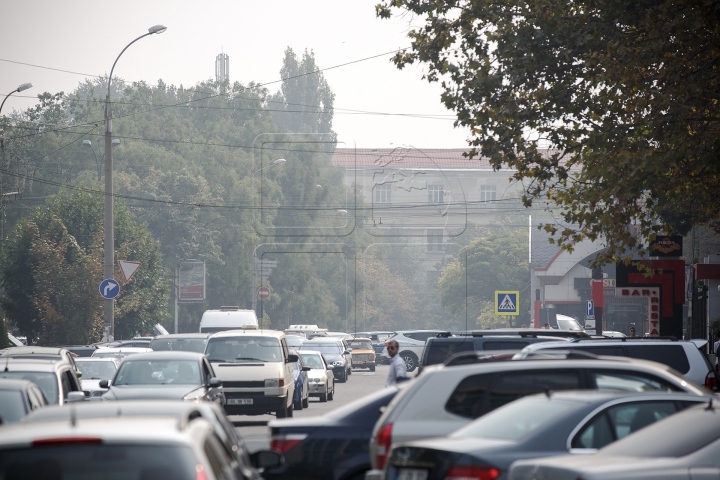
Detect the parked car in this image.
<box><xmin>0</xmin><ymin>378</ymin><xmax>47</xmax><ymax>424</ymax></box>
<box><xmin>418</xmin><ymin>333</ymin><xmax>569</xmax><ymax>373</ymax></box>
<box><xmin>368</xmin><ymin>357</ymin><xmax>711</xmax><ymax>471</ymax></box>
<box><xmin>25</xmin><ymin>400</ymin><xmax>278</xmax><ymax>480</ymax></box>
<box><xmin>347</xmin><ymin>337</ymin><xmax>376</xmax><ymax>371</ymax></box>
<box><xmin>292</xmin><ymin>354</ymin><xmax>311</xmax><ymax>410</ymax></box>
<box><xmin>385</xmin><ymin>391</ymin><xmax>712</xmax><ymax>480</ymax></box>
<box><xmin>508</xmin><ymin>400</ymin><xmax>720</xmax><ymax>480</ymax></box>
<box><xmin>74</xmin><ymin>357</ymin><xmax>119</xmax><ymax>398</ymax></box>
<box><xmin>151</xmin><ymin>333</ymin><xmax>211</xmax><ymax>353</ymax></box>
<box><xmin>302</xmin><ymin>337</ymin><xmax>352</xmax><ymax>382</ymax></box>
<box><xmin>100</xmin><ymin>351</ymin><xmax>225</xmax><ymax>405</ymax></box>
<box><xmin>205</xmin><ymin>329</ymin><xmax>298</xmax><ymax>418</ymax></box>
<box><xmin>517</xmin><ymin>337</ymin><xmax>715</xmax><ymax>386</ymax></box>
<box><xmin>0</xmin><ymin>357</ymin><xmax>83</xmax><ymax>405</ymax></box>
<box><xmin>0</xmin><ymin>408</ymin><xmax>280</xmax><ymax>479</ymax></box>
<box><xmin>297</xmin><ymin>350</ymin><xmax>335</xmax><ymax>402</ymax></box>
<box><xmin>380</xmin><ymin>330</ymin><xmax>445</xmax><ymax>372</ymax></box>
<box><xmin>266</xmin><ymin>385</ymin><xmax>402</xmax><ymax>480</ymax></box>
<box><xmin>91</xmin><ymin>347</ymin><xmax>153</xmax><ymax>361</ymax></box>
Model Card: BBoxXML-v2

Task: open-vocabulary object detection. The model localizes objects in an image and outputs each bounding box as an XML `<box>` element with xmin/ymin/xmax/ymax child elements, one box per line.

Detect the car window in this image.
<box><xmin>590</xmin><ymin>370</ymin><xmax>678</xmax><ymax>392</ymax></box>
<box><xmin>482</xmin><ymin>341</ymin><xmax>530</xmax><ymax>351</ymax></box>
<box><xmin>114</xmin><ymin>360</ymin><xmax>201</xmax><ymax>385</ymax></box>
<box><xmin>61</xmin><ymin>371</ymin><xmax>72</xmax><ymax>399</ymax></box>
<box><xmin>151</xmin><ymin>338</ymin><xmax>208</xmax><ymax>353</ymax></box>
<box><xmin>487</xmin><ymin>370</ymin><xmax>582</xmax><ymax>413</ymax></box>
<box><xmin>425</xmin><ymin>340</ymin><xmax>475</xmax><ymax>366</ymax></box>
<box><xmin>299</xmin><ymin>353</ymin><xmax>325</xmax><ymax>369</ymax></box>
<box><xmin>0</xmin><ymin>390</ymin><xmax>26</xmax><ymax>423</ymax></box>
<box><xmin>445</xmin><ymin>373</ymin><xmax>491</xmax><ymax>418</ymax></box>
<box><xmin>572</xmin><ymin>401</ymin><xmax>678</xmax><ymax>449</ymax></box>
<box><xmin>75</xmin><ymin>360</ymin><xmax>117</xmax><ymax>379</ymax></box>
<box><xmin>206</xmin><ymin>336</ymin><xmax>283</xmax><ymax>363</ymax></box>
<box><xmin>624</xmin><ymin>345</ymin><xmax>691</xmax><ymax>374</ymax></box>
<box><xmin>0</xmin><ymin>372</ymin><xmax>58</xmax><ymax>404</ymax></box>
<box><xmin>349</xmin><ymin>340</ymin><xmax>373</xmax><ymax>350</ymax></box>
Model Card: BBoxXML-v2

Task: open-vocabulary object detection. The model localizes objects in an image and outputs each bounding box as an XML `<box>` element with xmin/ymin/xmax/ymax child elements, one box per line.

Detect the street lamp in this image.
<box><xmin>1</xmin><ymin>83</ymin><xmax>32</xmax><ymax>151</ymax></box>
<box><xmin>103</xmin><ymin>25</ymin><xmax>166</xmax><ymax>341</ymax></box>
<box><xmin>83</xmin><ymin>139</ymin><xmax>119</xmax><ymax>181</ymax></box>
<box><xmin>251</xmin><ymin>159</ymin><xmax>287</xmax><ymax>315</ymax></box>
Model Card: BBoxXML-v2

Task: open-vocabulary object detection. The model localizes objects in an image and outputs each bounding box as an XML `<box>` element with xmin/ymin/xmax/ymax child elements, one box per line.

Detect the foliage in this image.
<box><xmin>0</xmin><ymin>189</ymin><xmax>168</xmax><ymax>343</ymax></box>
<box><xmin>361</xmin><ymin>254</ymin><xmax>419</xmax><ymax>331</ymax></box>
<box><xmin>438</xmin><ymin>230</ymin><xmax>529</xmax><ymax>324</ymax></box>
<box><xmin>0</xmin><ymin>317</ymin><xmax>9</xmax><ymax>349</ymax></box>
<box><xmin>377</xmin><ymin>0</ymin><xmax>720</xmax><ymax>266</ymax></box>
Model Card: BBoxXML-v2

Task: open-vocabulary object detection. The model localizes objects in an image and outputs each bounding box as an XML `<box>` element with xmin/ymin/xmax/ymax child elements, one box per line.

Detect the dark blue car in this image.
<box><xmin>292</xmin><ymin>353</ymin><xmax>310</xmax><ymax>411</ymax></box>
<box><xmin>267</xmin><ymin>385</ymin><xmax>401</xmax><ymax>480</ymax></box>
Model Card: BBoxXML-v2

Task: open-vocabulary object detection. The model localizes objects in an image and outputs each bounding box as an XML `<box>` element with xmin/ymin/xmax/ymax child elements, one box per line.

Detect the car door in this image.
<box><xmin>203</xmin><ymin>358</ymin><xmax>224</xmax><ymax>404</ymax></box>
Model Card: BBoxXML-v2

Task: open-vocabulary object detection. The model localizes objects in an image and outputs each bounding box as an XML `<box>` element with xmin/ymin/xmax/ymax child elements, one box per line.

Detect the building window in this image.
<box><xmin>375</xmin><ymin>184</ymin><xmax>392</xmax><ymax>204</ymax></box>
<box><xmin>479</xmin><ymin>185</ymin><xmax>497</xmax><ymax>203</ymax></box>
<box><xmin>427</xmin><ymin>229</ymin><xmax>444</xmax><ymax>252</ymax></box>
<box><xmin>428</xmin><ymin>185</ymin><xmax>444</xmax><ymax>204</ymax></box>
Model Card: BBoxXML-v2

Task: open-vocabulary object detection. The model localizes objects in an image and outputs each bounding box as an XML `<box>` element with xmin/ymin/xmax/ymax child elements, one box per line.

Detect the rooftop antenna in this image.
<box><xmin>706</xmin><ymin>398</ymin><xmax>714</xmax><ymax>411</ymax></box>
<box><xmin>70</xmin><ymin>405</ymin><xmax>77</xmax><ymax>427</ymax></box>
<box><xmin>3</xmin><ymin>354</ymin><xmax>9</xmax><ymax>372</ymax></box>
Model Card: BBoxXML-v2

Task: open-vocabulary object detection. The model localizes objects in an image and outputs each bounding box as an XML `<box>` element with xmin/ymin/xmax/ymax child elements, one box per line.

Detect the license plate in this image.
<box><xmin>227</xmin><ymin>398</ymin><xmax>253</xmax><ymax>405</ymax></box>
<box><xmin>398</xmin><ymin>469</ymin><xmax>428</xmax><ymax>480</ymax></box>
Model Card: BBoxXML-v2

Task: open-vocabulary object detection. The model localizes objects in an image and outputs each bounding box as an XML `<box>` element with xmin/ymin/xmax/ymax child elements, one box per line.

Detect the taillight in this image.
<box><xmin>32</xmin><ymin>437</ymin><xmax>103</xmax><ymax>446</ymax></box>
<box><xmin>375</xmin><ymin>423</ymin><xmax>393</xmax><ymax>469</ymax></box>
<box><xmin>705</xmin><ymin>371</ymin><xmax>718</xmax><ymax>391</ymax></box>
<box><xmin>196</xmin><ymin>465</ymin><xmax>208</xmax><ymax>480</ymax></box>
<box><xmin>444</xmin><ymin>466</ymin><xmax>501</xmax><ymax>480</ymax></box>
<box><xmin>270</xmin><ymin>433</ymin><xmax>307</xmax><ymax>453</ymax></box>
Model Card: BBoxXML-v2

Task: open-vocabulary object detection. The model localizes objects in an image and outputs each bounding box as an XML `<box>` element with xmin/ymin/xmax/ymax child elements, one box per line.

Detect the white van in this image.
<box><xmin>205</xmin><ymin>330</ymin><xmax>298</xmax><ymax>418</ymax></box>
<box><xmin>199</xmin><ymin>306</ymin><xmax>258</xmax><ymax>334</ymax></box>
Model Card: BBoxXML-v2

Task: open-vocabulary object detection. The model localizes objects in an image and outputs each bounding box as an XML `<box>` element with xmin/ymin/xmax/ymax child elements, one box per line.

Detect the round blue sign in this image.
<box><xmin>99</xmin><ymin>278</ymin><xmax>120</xmax><ymax>299</ymax></box>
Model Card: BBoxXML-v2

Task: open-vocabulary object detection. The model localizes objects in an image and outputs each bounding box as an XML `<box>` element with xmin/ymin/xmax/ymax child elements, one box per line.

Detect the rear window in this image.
<box><xmin>0</xmin><ymin>372</ymin><xmax>58</xmax><ymax>405</ymax></box>
<box><xmin>349</xmin><ymin>340</ymin><xmax>373</xmax><ymax>350</ymax></box>
<box><xmin>625</xmin><ymin>345</ymin><xmax>690</xmax><ymax>374</ymax></box>
<box><xmin>0</xmin><ymin>391</ymin><xmax>26</xmax><ymax>423</ymax></box>
<box><xmin>0</xmin><ymin>444</ymin><xmax>197</xmax><ymax>479</ymax></box>
<box><xmin>206</xmin><ymin>336</ymin><xmax>283</xmax><ymax>363</ymax></box>
<box><xmin>424</xmin><ymin>340</ymin><xmax>474</xmax><ymax>366</ymax></box>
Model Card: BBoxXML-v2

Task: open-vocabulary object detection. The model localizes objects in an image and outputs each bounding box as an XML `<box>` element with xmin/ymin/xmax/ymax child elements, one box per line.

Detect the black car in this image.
<box><xmin>301</xmin><ymin>338</ymin><xmax>352</xmax><ymax>382</ymax></box>
<box><xmin>418</xmin><ymin>333</ymin><xmax>570</xmax><ymax>373</ymax></box>
<box><xmin>385</xmin><ymin>391</ymin><xmax>711</xmax><ymax>480</ymax></box>
<box><xmin>266</xmin><ymin>385</ymin><xmax>401</xmax><ymax>480</ymax></box>
<box><xmin>100</xmin><ymin>351</ymin><xmax>224</xmax><ymax>404</ymax></box>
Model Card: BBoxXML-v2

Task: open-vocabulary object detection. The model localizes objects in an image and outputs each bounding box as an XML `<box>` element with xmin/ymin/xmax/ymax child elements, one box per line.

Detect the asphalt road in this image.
<box><xmin>234</xmin><ymin>364</ymin><xmax>390</xmax><ymax>452</ymax></box>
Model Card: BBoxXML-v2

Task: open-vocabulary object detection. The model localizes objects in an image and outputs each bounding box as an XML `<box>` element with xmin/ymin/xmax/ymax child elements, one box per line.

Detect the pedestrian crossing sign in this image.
<box><xmin>495</xmin><ymin>290</ymin><xmax>520</xmax><ymax>316</ymax></box>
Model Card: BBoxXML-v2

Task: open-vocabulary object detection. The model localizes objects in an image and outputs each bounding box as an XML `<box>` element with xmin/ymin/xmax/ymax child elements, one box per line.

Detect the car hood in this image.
<box><xmin>104</xmin><ymin>385</ymin><xmax>202</xmax><ymax>400</ymax></box>
<box><xmin>81</xmin><ymin>379</ymin><xmax>108</xmax><ymax>391</ymax></box>
<box><xmin>323</xmin><ymin>354</ymin><xmax>344</xmax><ymax>363</ymax></box>
<box><xmin>350</xmin><ymin>349</ymin><xmax>374</xmax><ymax>355</ymax></box>
<box><xmin>306</xmin><ymin>368</ymin><xmax>329</xmax><ymax>378</ymax></box>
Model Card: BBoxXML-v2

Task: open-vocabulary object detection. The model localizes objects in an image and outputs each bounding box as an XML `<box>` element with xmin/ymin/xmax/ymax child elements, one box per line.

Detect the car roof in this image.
<box><xmin>74</xmin><ymin>357</ymin><xmax>118</xmax><ymax>362</ymax></box>
<box><xmin>523</xmin><ymin>338</ymin><xmax>695</xmax><ymax>350</ymax></box>
<box><xmin>0</xmin><ymin>416</ymin><xmax>211</xmax><ymax>447</ymax></box>
<box><xmin>349</xmin><ymin>337</ymin><xmax>372</xmax><ymax>341</ymax></box>
<box><xmin>25</xmin><ymin>400</ymin><xmax>224</xmax><ymax>424</ymax></box>
<box><xmin>0</xmin><ymin>346</ymin><xmax>68</xmax><ymax>355</ymax></box>
<box><xmin>0</xmin><ymin>378</ymin><xmax>35</xmax><ymax>390</ymax></box>
<box><xmin>152</xmin><ymin>334</ymin><xmax>211</xmax><ymax>340</ymax></box>
<box><xmin>117</xmin><ymin>351</ymin><xmax>206</xmax><ymax>362</ymax></box>
<box><xmin>302</xmin><ymin>338</ymin><xmax>342</xmax><ymax>343</ymax></box>
<box><xmin>93</xmin><ymin>347</ymin><xmax>153</xmax><ymax>353</ymax></box>
<box><xmin>208</xmin><ymin>329</ymin><xmax>285</xmax><ymax>339</ymax></box>
<box><xmin>297</xmin><ymin>349</ymin><xmax>323</xmax><ymax>356</ymax></box>
<box><xmin>0</xmin><ymin>358</ymin><xmax>67</xmax><ymax>372</ymax></box>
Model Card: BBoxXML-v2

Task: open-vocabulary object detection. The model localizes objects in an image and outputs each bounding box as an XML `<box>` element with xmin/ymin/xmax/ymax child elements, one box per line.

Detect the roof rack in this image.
<box><xmin>571</xmin><ymin>336</ymin><xmax>678</xmax><ymax>343</ymax></box>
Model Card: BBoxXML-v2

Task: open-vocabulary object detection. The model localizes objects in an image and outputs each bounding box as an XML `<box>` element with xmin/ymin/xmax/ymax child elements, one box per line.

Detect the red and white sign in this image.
<box><xmin>257</xmin><ymin>286</ymin><xmax>271</xmax><ymax>300</ymax></box>
<box><xmin>117</xmin><ymin>260</ymin><xmax>141</xmax><ymax>282</ymax></box>
<box><xmin>616</xmin><ymin>287</ymin><xmax>660</xmax><ymax>336</ymax></box>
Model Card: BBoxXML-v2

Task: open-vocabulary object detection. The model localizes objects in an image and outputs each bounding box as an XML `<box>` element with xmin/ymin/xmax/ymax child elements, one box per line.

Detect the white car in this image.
<box><xmin>297</xmin><ymin>350</ymin><xmax>335</xmax><ymax>402</ymax></box>
<box><xmin>74</xmin><ymin>357</ymin><xmax>119</xmax><ymax>398</ymax></box>
<box><xmin>91</xmin><ymin>347</ymin><xmax>153</xmax><ymax>361</ymax></box>
<box><xmin>380</xmin><ymin>330</ymin><xmax>445</xmax><ymax>372</ymax></box>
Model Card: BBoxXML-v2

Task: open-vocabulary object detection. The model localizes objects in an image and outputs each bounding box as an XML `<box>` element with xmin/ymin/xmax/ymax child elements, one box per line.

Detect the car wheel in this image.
<box><xmin>348</xmin><ymin>366</ymin><xmax>352</xmax><ymax>375</ymax></box>
<box><xmin>302</xmin><ymin>393</ymin><xmax>309</xmax><ymax>409</ymax></box>
<box><xmin>286</xmin><ymin>403</ymin><xmax>294</xmax><ymax>417</ymax></box>
<box><xmin>338</xmin><ymin>370</ymin><xmax>347</xmax><ymax>383</ymax></box>
<box><xmin>320</xmin><ymin>388</ymin><xmax>328</xmax><ymax>402</ymax></box>
<box><xmin>294</xmin><ymin>389</ymin><xmax>303</xmax><ymax>410</ymax></box>
<box><xmin>370</xmin><ymin>365</ymin><xmax>375</xmax><ymax>372</ymax></box>
<box><xmin>276</xmin><ymin>406</ymin><xmax>287</xmax><ymax>418</ymax></box>
<box><xmin>401</xmin><ymin>351</ymin><xmax>419</xmax><ymax>372</ymax></box>
<box><xmin>328</xmin><ymin>383</ymin><xmax>334</xmax><ymax>401</ymax></box>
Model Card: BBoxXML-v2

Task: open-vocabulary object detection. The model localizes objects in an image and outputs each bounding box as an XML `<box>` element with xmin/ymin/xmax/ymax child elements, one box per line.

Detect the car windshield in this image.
<box><xmin>557</xmin><ymin>318</ymin><xmax>583</xmax><ymax>331</ymax></box>
<box><xmin>206</xmin><ymin>337</ymin><xmax>282</xmax><ymax>363</ymax></box>
<box><xmin>0</xmin><ymin>390</ymin><xmax>26</xmax><ymax>423</ymax></box>
<box><xmin>75</xmin><ymin>360</ymin><xmax>117</xmax><ymax>379</ymax></box>
<box><xmin>0</xmin><ymin>444</ymin><xmax>197</xmax><ymax>479</ymax></box>
<box><xmin>0</xmin><ymin>372</ymin><xmax>58</xmax><ymax>404</ymax></box>
<box><xmin>151</xmin><ymin>338</ymin><xmax>208</xmax><ymax>353</ymax></box>
<box><xmin>285</xmin><ymin>336</ymin><xmax>305</xmax><ymax>348</ymax></box>
<box><xmin>302</xmin><ymin>343</ymin><xmax>341</xmax><ymax>355</ymax></box>
<box><xmin>349</xmin><ymin>340</ymin><xmax>373</xmax><ymax>350</ymax></box>
<box><xmin>451</xmin><ymin>396</ymin><xmax>574</xmax><ymax>441</ymax></box>
<box><xmin>299</xmin><ymin>353</ymin><xmax>325</xmax><ymax>369</ymax></box>
<box><xmin>113</xmin><ymin>360</ymin><xmax>201</xmax><ymax>386</ymax></box>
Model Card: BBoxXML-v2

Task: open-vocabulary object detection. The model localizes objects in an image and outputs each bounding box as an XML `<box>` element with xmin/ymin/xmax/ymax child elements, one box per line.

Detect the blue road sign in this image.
<box><xmin>495</xmin><ymin>290</ymin><xmax>520</xmax><ymax>316</ymax></box>
<box><xmin>99</xmin><ymin>278</ymin><xmax>120</xmax><ymax>299</ymax></box>
<box><xmin>586</xmin><ymin>300</ymin><xmax>595</xmax><ymax>319</ymax></box>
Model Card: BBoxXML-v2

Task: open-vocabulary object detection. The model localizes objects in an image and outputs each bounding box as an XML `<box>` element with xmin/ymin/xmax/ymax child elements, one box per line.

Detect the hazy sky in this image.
<box><xmin>0</xmin><ymin>0</ymin><xmax>469</xmax><ymax>148</ymax></box>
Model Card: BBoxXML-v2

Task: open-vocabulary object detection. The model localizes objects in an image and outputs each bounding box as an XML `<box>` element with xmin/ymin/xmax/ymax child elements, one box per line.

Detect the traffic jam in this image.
<box><xmin>3</xmin><ymin>314</ymin><xmax>720</xmax><ymax>480</ymax></box>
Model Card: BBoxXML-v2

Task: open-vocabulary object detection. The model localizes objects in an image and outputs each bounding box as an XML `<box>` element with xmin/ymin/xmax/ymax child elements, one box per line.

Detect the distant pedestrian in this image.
<box><xmin>385</xmin><ymin>340</ymin><xmax>407</xmax><ymax>387</ymax></box>
<box><xmin>544</xmin><ymin>323</ymin><xmax>551</xmax><ymax>329</ymax></box>
<box><xmin>629</xmin><ymin>326</ymin><xmax>638</xmax><ymax>337</ymax></box>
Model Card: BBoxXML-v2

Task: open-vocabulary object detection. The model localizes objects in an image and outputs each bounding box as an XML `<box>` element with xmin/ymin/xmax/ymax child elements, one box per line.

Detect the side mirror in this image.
<box><xmin>343</xmin><ymin>350</ymin><xmax>351</xmax><ymax>355</ymax></box>
<box><xmin>66</xmin><ymin>391</ymin><xmax>86</xmax><ymax>403</ymax></box>
<box><xmin>286</xmin><ymin>354</ymin><xmax>299</xmax><ymax>363</ymax></box>
<box><xmin>302</xmin><ymin>366</ymin><xmax>311</xmax><ymax>372</ymax></box>
<box><xmin>250</xmin><ymin>449</ymin><xmax>284</xmax><ymax>469</ymax></box>
<box><xmin>327</xmin><ymin>365</ymin><xmax>334</xmax><ymax>370</ymax></box>
<box><xmin>76</xmin><ymin>371</ymin><xmax>82</xmax><ymax>379</ymax></box>
<box><xmin>99</xmin><ymin>379</ymin><xmax>109</xmax><ymax>389</ymax></box>
<box><xmin>208</xmin><ymin>377</ymin><xmax>223</xmax><ymax>388</ymax></box>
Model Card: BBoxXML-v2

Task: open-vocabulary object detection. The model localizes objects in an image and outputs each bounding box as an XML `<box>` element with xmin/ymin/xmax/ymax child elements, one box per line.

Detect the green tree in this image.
<box><xmin>377</xmin><ymin>0</ymin><xmax>720</xmax><ymax>265</ymax></box>
<box><xmin>0</xmin><ymin>188</ymin><xmax>168</xmax><ymax>343</ymax></box>
<box><xmin>438</xmin><ymin>230</ymin><xmax>529</xmax><ymax>325</ymax></box>
<box><xmin>0</xmin><ymin>317</ymin><xmax>9</xmax><ymax>349</ymax></box>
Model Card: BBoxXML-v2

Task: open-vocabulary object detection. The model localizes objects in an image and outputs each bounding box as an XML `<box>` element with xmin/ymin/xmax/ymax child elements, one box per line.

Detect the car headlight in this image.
<box><xmin>311</xmin><ymin>378</ymin><xmax>320</xmax><ymax>382</ymax></box>
<box><xmin>333</xmin><ymin>360</ymin><xmax>345</xmax><ymax>366</ymax></box>
<box><xmin>265</xmin><ymin>379</ymin><xmax>282</xmax><ymax>388</ymax></box>
<box><xmin>182</xmin><ymin>388</ymin><xmax>206</xmax><ymax>403</ymax></box>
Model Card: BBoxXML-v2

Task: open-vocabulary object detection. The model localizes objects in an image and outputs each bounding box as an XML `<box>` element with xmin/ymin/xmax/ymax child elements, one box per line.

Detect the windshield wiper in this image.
<box><xmin>235</xmin><ymin>357</ymin><xmax>267</xmax><ymax>362</ymax></box>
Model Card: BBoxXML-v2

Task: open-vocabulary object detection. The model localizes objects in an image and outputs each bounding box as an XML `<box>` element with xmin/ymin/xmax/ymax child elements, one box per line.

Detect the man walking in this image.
<box><xmin>385</xmin><ymin>340</ymin><xmax>407</xmax><ymax>387</ymax></box>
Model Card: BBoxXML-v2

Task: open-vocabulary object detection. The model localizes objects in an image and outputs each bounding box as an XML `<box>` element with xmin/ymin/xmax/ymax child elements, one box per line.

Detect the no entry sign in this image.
<box><xmin>257</xmin><ymin>286</ymin><xmax>271</xmax><ymax>300</ymax></box>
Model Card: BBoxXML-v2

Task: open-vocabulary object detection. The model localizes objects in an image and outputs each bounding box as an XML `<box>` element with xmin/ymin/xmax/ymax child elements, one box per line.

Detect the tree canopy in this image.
<box><xmin>377</xmin><ymin>0</ymin><xmax>720</xmax><ymax>265</ymax></box>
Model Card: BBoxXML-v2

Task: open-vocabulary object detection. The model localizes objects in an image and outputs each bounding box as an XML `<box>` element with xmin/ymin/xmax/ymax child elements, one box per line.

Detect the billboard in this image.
<box><xmin>179</xmin><ymin>262</ymin><xmax>205</xmax><ymax>302</ymax></box>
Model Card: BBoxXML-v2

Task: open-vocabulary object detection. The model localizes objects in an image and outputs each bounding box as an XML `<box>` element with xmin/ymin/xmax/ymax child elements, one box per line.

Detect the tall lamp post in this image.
<box><xmin>103</xmin><ymin>25</ymin><xmax>166</xmax><ymax>341</ymax></box>
<box><xmin>251</xmin><ymin>158</ymin><xmax>286</xmax><ymax>315</ymax></box>
<box><xmin>0</xmin><ymin>83</ymin><xmax>32</xmax><ymax>254</ymax></box>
